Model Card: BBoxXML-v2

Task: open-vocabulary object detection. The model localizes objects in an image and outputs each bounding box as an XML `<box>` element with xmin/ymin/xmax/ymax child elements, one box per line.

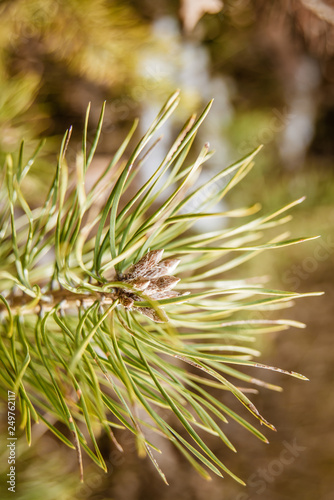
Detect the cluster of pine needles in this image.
<box><xmin>0</xmin><ymin>91</ymin><xmax>321</xmax><ymax>484</ymax></box>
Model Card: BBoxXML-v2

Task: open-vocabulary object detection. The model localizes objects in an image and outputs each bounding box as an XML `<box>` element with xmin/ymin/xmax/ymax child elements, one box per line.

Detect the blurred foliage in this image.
<box><xmin>0</xmin><ymin>0</ymin><xmax>155</xmax><ymax>154</ymax></box>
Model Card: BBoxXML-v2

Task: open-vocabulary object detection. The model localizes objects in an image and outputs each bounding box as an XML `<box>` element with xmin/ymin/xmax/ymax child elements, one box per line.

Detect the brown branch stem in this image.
<box><xmin>0</xmin><ymin>287</ymin><xmax>116</xmax><ymax>317</ymax></box>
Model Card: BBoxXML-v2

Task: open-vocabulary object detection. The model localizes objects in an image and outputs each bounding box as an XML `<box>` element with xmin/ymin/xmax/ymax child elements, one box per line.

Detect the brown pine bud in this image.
<box><xmin>141</xmin><ymin>267</ymin><xmax>163</xmax><ymax>279</ymax></box>
<box><xmin>146</xmin><ymin>275</ymin><xmax>180</xmax><ymax>294</ymax></box>
<box><xmin>120</xmin><ymin>296</ymin><xmax>134</xmax><ymax>309</ymax></box>
<box><xmin>149</xmin><ymin>290</ymin><xmax>180</xmax><ymax>300</ymax></box>
<box><xmin>116</xmin><ymin>249</ymin><xmax>182</xmax><ymax>323</ymax></box>
<box><xmin>144</xmin><ymin>258</ymin><xmax>180</xmax><ymax>278</ymax></box>
<box><xmin>136</xmin><ymin>306</ymin><xmax>168</xmax><ymax>323</ymax></box>
<box><xmin>127</xmin><ymin>277</ymin><xmax>151</xmax><ymax>291</ymax></box>
<box><xmin>159</xmin><ymin>258</ymin><xmax>180</xmax><ymax>275</ymax></box>
<box><xmin>125</xmin><ymin>249</ymin><xmax>164</xmax><ymax>279</ymax></box>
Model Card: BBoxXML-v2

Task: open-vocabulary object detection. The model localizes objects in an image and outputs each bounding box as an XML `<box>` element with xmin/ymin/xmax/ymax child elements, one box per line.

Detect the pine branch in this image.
<box><xmin>0</xmin><ymin>91</ymin><xmax>321</xmax><ymax>484</ymax></box>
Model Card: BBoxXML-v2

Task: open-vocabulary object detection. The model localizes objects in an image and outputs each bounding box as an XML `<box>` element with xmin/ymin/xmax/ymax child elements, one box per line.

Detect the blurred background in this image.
<box><xmin>0</xmin><ymin>0</ymin><xmax>333</xmax><ymax>499</ymax></box>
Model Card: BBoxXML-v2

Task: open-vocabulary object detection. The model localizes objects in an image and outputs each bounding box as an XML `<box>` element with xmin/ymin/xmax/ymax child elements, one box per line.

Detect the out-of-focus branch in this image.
<box><xmin>300</xmin><ymin>0</ymin><xmax>334</xmax><ymax>26</ymax></box>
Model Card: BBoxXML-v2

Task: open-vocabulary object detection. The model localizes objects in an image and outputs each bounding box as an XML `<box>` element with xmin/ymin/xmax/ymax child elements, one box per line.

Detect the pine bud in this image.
<box><xmin>144</xmin><ymin>258</ymin><xmax>180</xmax><ymax>278</ymax></box>
<box><xmin>137</xmin><ymin>306</ymin><xmax>168</xmax><ymax>323</ymax></box>
<box><xmin>125</xmin><ymin>249</ymin><xmax>164</xmax><ymax>279</ymax></box>
<box><xmin>146</xmin><ymin>276</ymin><xmax>180</xmax><ymax>294</ymax></box>
<box><xmin>159</xmin><ymin>258</ymin><xmax>180</xmax><ymax>275</ymax></box>
<box><xmin>149</xmin><ymin>290</ymin><xmax>180</xmax><ymax>300</ymax></box>
<box><xmin>116</xmin><ymin>249</ymin><xmax>182</xmax><ymax>322</ymax></box>
<box><xmin>127</xmin><ymin>277</ymin><xmax>150</xmax><ymax>291</ymax></box>
<box><xmin>121</xmin><ymin>296</ymin><xmax>134</xmax><ymax>309</ymax></box>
